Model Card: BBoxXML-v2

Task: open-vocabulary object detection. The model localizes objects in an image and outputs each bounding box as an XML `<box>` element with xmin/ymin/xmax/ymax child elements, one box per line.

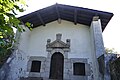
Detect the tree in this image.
<box><xmin>105</xmin><ymin>48</ymin><xmax>117</xmax><ymax>54</ymax></box>
<box><xmin>0</xmin><ymin>0</ymin><xmax>31</xmax><ymax>67</ymax></box>
<box><xmin>109</xmin><ymin>57</ymin><xmax>120</xmax><ymax>80</ymax></box>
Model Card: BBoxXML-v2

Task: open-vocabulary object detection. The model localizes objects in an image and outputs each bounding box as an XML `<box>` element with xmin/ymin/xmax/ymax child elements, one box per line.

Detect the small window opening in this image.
<box><xmin>31</xmin><ymin>61</ymin><xmax>41</xmax><ymax>72</ymax></box>
<box><xmin>73</xmin><ymin>62</ymin><xmax>85</xmax><ymax>76</ymax></box>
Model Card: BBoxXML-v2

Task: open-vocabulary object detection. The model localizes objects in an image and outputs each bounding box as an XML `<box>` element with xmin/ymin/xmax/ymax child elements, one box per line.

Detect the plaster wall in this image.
<box><xmin>28</xmin><ymin>20</ymin><xmax>92</xmax><ymax>60</ymax></box>
<box><xmin>18</xmin><ymin>27</ymin><xmax>31</xmax><ymax>54</ymax></box>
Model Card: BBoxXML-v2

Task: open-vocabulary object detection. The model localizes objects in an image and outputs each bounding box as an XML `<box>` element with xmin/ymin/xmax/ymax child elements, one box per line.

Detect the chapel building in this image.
<box><xmin>1</xmin><ymin>4</ymin><xmax>113</xmax><ymax>80</ymax></box>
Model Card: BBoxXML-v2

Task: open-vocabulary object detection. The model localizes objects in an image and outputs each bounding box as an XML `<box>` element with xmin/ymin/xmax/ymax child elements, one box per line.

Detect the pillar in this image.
<box><xmin>90</xmin><ymin>16</ymin><xmax>105</xmax><ymax>80</ymax></box>
<box><xmin>91</xmin><ymin>16</ymin><xmax>105</xmax><ymax>58</ymax></box>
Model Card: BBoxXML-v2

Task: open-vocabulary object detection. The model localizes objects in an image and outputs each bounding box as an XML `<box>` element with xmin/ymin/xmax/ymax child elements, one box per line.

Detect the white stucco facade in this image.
<box><xmin>28</xmin><ymin>20</ymin><xmax>92</xmax><ymax>58</ymax></box>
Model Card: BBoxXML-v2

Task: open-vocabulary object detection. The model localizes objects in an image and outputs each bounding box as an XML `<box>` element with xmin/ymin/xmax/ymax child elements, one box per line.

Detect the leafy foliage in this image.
<box><xmin>105</xmin><ymin>48</ymin><xmax>117</xmax><ymax>54</ymax></box>
<box><xmin>109</xmin><ymin>57</ymin><xmax>120</xmax><ymax>80</ymax></box>
<box><xmin>0</xmin><ymin>0</ymin><xmax>31</xmax><ymax>66</ymax></box>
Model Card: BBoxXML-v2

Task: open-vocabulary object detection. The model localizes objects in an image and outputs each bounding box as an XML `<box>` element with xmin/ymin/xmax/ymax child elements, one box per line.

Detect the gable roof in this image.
<box><xmin>19</xmin><ymin>4</ymin><xmax>113</xmax><ymax>31</ymax></box>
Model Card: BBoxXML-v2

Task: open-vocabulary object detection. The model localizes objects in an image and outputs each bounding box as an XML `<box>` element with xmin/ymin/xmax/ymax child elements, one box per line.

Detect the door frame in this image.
<box><xmin>46</xmin><ymin>48</ymin><xmax>70</xmax><ymax>79</ymax></box>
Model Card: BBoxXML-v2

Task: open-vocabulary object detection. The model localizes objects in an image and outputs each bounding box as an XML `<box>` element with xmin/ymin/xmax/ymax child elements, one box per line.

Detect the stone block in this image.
<box><xmin>64</xmin><ymin>62</ymin><xmax>71</xmax><ymax>69</ymax></box>
<box><xmin>29</xmin><ymin>72</ymin><xmax>40</xmax><ymax>77</ymax></box>
<box><xmin>71</xmin><ymin>75</ymin><xmax>88</xmax><ymax>80</ymax></box>
<box><xmin>64</xmin><ymin>73</ymin><xmax>70</xmax><ymax>79</ymax></box>
<box><xmin>40</xmin><ymin>71</ymin><xmax>49</xmax><ymax>78</ymax></box>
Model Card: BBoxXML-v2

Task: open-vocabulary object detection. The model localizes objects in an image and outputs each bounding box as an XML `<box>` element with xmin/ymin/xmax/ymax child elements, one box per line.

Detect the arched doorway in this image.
<box><xmin>49</xmin><ymin>52</ymin><xmax>64</xmax><ymax>79</ymax></box>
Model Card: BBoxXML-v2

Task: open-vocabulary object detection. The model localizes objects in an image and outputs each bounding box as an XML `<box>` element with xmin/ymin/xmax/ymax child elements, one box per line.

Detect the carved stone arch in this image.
<box><xmin>51</xmin><ymin>49</ymin><xmax>67</xmax><ymax>58</ymax></box>
<box><xmin>51</xmin><ymin>49</ymin><xmax>64</xmax><ymax>54</ymax></box>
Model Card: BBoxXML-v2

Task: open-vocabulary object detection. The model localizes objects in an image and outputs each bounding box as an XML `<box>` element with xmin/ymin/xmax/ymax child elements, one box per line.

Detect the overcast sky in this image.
<box><xmin>18</xmin><ymin>0</ymin><xmax>120</xmax><ymax>53</ymax></box>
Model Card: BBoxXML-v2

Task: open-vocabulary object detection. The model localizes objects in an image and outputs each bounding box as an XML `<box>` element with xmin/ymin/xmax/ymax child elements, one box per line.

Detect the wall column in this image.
<box><xmin>90</xmin><ymin>16</ymin><xmax>105</xmax><ymax>80</ymax></box>
<box><xmin>91</xmin><ymin>16</ymin><xmax>105</xmax><ymax>58</ymax></box>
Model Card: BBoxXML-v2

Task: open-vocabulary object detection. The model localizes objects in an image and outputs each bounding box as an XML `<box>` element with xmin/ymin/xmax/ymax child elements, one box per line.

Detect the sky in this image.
<box><xmin>18</xmin><ymin>0</ymin><xmax>120</xmax><ymax>53</ymax></box>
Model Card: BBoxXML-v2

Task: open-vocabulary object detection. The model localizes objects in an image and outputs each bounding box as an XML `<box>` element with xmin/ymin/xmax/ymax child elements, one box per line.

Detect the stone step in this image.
<box><xmin>20</xmin><ymin>77</ymin><xmax>43</xmax><ymax>80</ymax></box>
<box><xmin>20</xmin><ymin>77</ymin><xmax>63</xmax><ymax>80</ymax></box>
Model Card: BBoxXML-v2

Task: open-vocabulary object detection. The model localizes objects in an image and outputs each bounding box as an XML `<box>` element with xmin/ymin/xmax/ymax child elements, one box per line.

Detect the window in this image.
<box><xmin>73</xmin><ymin>62</ymin><xmax>85</xmax><ymax>76</ymax></box>
<box><xmin>30</xmin><ymin>61</ymin><xmax>41</xmax><ymax>72</ymax></box>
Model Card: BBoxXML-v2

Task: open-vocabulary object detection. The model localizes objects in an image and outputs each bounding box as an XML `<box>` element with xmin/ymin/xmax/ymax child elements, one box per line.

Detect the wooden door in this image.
<box><xmin>49</xmin><ymin>52</ymin><xmax>64</xmax><ymax>79</ymax></box>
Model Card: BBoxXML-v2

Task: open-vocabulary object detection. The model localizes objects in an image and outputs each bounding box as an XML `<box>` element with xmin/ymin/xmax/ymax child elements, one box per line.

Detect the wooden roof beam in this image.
<box><xmin>56</xmin><ymin>3</ymin><xmax>61</xmax><ymax>23</ymax></box>
<box><xmin>36</xmin><ymin>12</ymin><xmax>46</xmax><ymax>26</ymax></box>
